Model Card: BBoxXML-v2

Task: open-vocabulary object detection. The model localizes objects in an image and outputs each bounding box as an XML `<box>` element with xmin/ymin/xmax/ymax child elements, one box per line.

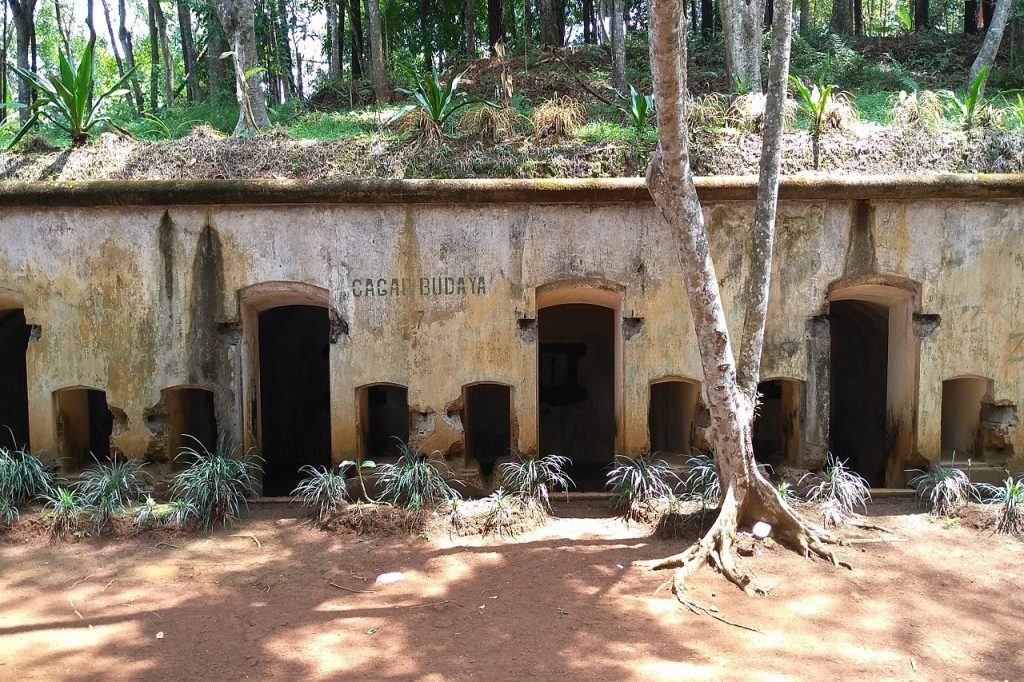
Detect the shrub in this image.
<box><xmin>482</xmin><ymin>488</ymin><xmax>522</xmax><ymax>537</ymax></box>
<box><xmin>803</xmin><ymin>453</ymin><xmax>870</xmax><ymax>527</ymax></box>
<box><xmin>390</xmin><ymin>68</ymin><xmax>487</xmax><ymax>143</ymax></box>
<box><xmin>531</xmin><ymin>95</ymin><xmax>585</xmax><ymax>142</ymax></box>
<box><xmin>166</xmin><ymin>498</ymin><xmax>198</xmax><ymax>528</ymax></box>
<box><xmin>776</xmin><ymin>480</ymin><xmax>801</xmax><ymax>505</ymax></box>
<box><xmin>42</xmin><ymin>486</ymin><xmax>84</xmax><ymax>540</ymax></box>
<box><xmin>375</xmin><ymin>442</ymin><xmax>461</xmax><ymax>509</ymax></box>
<box><xmin>133</xmin><ymin>496</ymin><xmax>160</xmax><ymax>529</ymax></box>
<box><xmin>606</xmin><ymin>455</ymin><xmax>680</xmax><ymax>522</ymax></box>
<box><xmin>9</xmin><ymin>42</ymin><xmax>133</xmax><ymax>148</ymax></box>
<box><xmin>498</xmin><ymin>453</ymin><xmax>574</xmax><ymax>513</ymax></box>
<box><xmin>1006</xmin><ymin>94</ymin><xmax>1024</xmax><ymax>129</ymax></box>
<box><xmin>79</xmin><ymin>456</ymin><xmax>148</xmax><ymax>508</ymax></box>
<box><xmin>940</xmin><ymin>65</ymin><xmax>989</xmax><ymax>131</ymax></box>
<box><xmin>683</xmin><ymin>452</ymin><xmax>721</xmax><ymax>505</ymax></box>
<box><xmin>458</xmin><ymin>103</ymin><xmax>526</xmax><ymax>143</ymax></box>
<box><xmin>0</xmin><ymin>497</ymin><xmax>18</xmax><ymax>527</ymax></box>
<box><xmin>789</xmin><ymin>75</ymin><xmax>856</xmax><ymax>169</ymax></box>
<box><xmin>612</xmin><ymin>84</ymin><xmax>654</xmax><ymax>137</ymax></box>
<box><xmin>170</xmin><ymin>434</ymin><xmax>262</xmax><ymax>531</ymax></box>
<box><xmin>686</xmin><ymin>93</ymin><xmax>729</xmax><ymax>130</ymax></box>
<box><xmin>890</xmin><ymin>90</ymin><xmax>944</xmax><ymax>129</ymax></box>
<box><xmin>977</xmin><ymin>476</ymin><xmax>1024</xmax><ymax>536</ymax></box>
<box><xmin>907</xmin><ymin>460</ymin><xmax>974</xmax><ymax>516</ymax></box>
<box><xmin>292</xmin><ymin>461</ymin><xmax>372</xmax><ymax>525</ymax></box>
<box><xmin>0</xmin><ymin>444</ymin><xmax>56</xmax><ymax>504</ymax></box>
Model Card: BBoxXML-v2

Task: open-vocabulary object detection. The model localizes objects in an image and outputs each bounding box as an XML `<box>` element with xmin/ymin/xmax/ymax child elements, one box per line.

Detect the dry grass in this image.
<box><xmin>725</xmin><ymin>93</ymin><xmax>798</xmax><ymax>133</ymax></box>
<box><xmin>890</xmin><ymin>90</ymin><xmax>945</xmax><ymax>128</ymax></box>
<box><xmin>686</xmin><ymin>93</ymin><xmax>730</xmax><ymax>130</ymax></box>
<box><xmin>458</xmin><ymin>104</ymin><xmax>527</xmax><ymax>144</ymax></box>
<box><xmin>820</xmin><ymin>91</ymin><xmax>858</xmax><ymax>132</ymax></box>
<box><xmin>393</xmin><ymin>109</ymin><xmax>446</xmax><ymax>145</ymax></box>
<box><xmin>531</xmin><ymin>95</ymin><xmax>585</xmax><ymax>142</ymax></box>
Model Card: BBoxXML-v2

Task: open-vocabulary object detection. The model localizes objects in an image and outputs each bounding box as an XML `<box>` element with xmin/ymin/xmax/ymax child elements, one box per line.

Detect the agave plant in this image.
<box><xmin>498</xmin><ymin>453</ymin><xmax>574</xmax><ymax>513</ymax></box>
<box><xmin>42</xmin><ymin>486</ymin><xmax>84</xmax><ymax>539</ymax></box>
<box><xmin>803</xmin><ymin>453</ymin><xmax>871</xmax><ymax>527</ymax></box>
<box><xmin>375</xmin><ymin>442</ymin><xmax>461</xmax><ymax>509</ymax></box>
<box><xmin>683</xmin><ymin>452</ymin><xmax>721</xmax><ymax>506</ymax></box>
<box><xmin>390</xmin><ymin>68</ymin><xmax>489</xmax><ymax>143</ymax></box>
<box><xmin>9</xmin><ymin>41</ymin><xmax>133</xmax><ymax>148</ymax></box>
<box><xmin>170</xmin><ymin>434</ymin><xmax>262</xmax><ymax>531</ymax></box>
<box><xmin>940</xmin><ymin>65</ymin><xmax>989</xmax><ymax>131</ymax></box>
<box><xmin>906</xmin><ymin>458</ymin><xmax>974</xmax><ymax>517</ymax></box>
<box><xmin>976</xmin><ymin>475</ymin><xmax>1024</xmax><ymax>536</ymax></box>
<box><xmin>606</xmin><ymin>454</ymin><xmax>680</xmax><ymax>521</ymax></box>
<box><xmin>613</xmin><ymin>83</ymin><xmax>654</xmax><ymax>137</ymax></box>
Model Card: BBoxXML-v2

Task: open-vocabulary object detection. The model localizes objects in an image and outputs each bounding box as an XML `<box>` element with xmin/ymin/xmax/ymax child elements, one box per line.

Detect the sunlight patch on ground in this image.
<box><xmin>785</xmin><ymin>593</ymin><xmax>834</xmax><ymax>616</ymax></box>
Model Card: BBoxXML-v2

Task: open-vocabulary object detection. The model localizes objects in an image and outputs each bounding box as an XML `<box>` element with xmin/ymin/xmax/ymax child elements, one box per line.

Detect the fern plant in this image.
<box><xmin>606</xmin><ymin>455</ymin><xmax>680</xmax><ymax>521</ymax></box>
<box><xmin>498</xmin><ymin>453</ymin><xmax>574</xmax><ymax>513</ymax></box>
<box><xmin>375</xmin><ymin>442</ymin><xmax>461</xmax><ymax>509</ymax></box>
<box><xmin>170</xmin><ymin>434</ymin><xmax>262</xmax><ymax>531</ymax></box>
<box><xmin>9</xmin><ymin>41</ymin><xmax>133</xmax><ymax>148</ymax></box>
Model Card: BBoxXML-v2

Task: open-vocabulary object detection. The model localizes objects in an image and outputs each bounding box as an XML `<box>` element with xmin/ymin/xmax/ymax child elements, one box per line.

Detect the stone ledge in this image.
<box><xmin>0</xmin><ymin>174</ymin><xmax>1021</xmax><ymax>207</ymax></box>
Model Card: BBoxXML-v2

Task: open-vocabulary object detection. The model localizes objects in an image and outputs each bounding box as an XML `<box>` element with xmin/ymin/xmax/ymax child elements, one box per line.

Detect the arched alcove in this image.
<box><xmin>53</xmin><ymin>386</ymin><xmax>113</xmax><ymax>471</ymax></box>
<box><xmin>648</xmin><ymin>377</ymin><xmax>700</xmax><ymax>464</ymax></box>
<box><xmin>940</xmin><ymin>376</ymin><xmax>991</xmax><ymax>461</ymax></box>
<box><xmin>357</xmin><ymin>383</ymin><xmax>410</xmax><ymax>461</ymax></box>
<box><xmin>753</xmin><ymin>378</ymin><xmax>804</xmax><ymax>466</ymax></box>
<box><xmin>160</xmin><ymin>385</ymin><xmax>218</xmax><ymax>465</ymax></box>
<box><xmin>463</xmin><ymin>382</ymin><xmax>513</xmax><ymax>477</ymax></box>
<box><xmin>0</xmin><ymin>290</ymin><xmax>30</xmax><ymax>449</ymax></box>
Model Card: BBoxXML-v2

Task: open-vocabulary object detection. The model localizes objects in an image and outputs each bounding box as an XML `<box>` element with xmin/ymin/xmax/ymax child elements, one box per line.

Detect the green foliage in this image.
<box><xmin>482</xmin><ymin>487</ymin><xmax>523</xmax><ymax>537</ymax></box>
<box><xmin>170</xmin><ymin>434</ymin><xmax>262</xmax><ymax>531</ymax></box>
<box><xmin>0</xmin><ymin>497</ymin><xmax>18</xmax><ymax>527</ymax></box>
<box><xmin>9</xmin><ymin>42</ymin><xmax>133</xmax><ymax>148</ymax></box>
<box><xmin>790</xmin><ymin>75</ymin><xmax>856</xmax><ymax>169</ymax></box>
<box><xmin>292</xmin><ymin>459</ymin><xmax>375</xmax><ymax>524</ymax></box>
<box><xmin>777</xmin><ymin>480</ymin><xmax>802</xmax><ymax>505</ymax></box>
<box><xmin>907</xmin><ymin>459</ymin><xmax>974</xmax><ymax>516</ymax></box>
<box><xmin>940</xmin><ymin>65</ymin><xmax>989</xmax><ymax>130</ymax></box>
<box><xmin>683</xmin><ymin>452</ymin><xmax>721</xmax><ymax>505</ymax></box>
<box><xmin>606</xmin><ymin>455</ymin><xmax>680</xmax><ymax>521</ymax></box>
<box><xmin>498</xmin><ymin>453</ymin><xmax>574</xmax><ymax>512</ymax></box>
<box><xmin>166</xmin><ymin>498</ymin><xmax>199</xmax><ymax>528</ymax></box>
<box><xmin>0</xmin><ymin>444</ymin><xmax>56</xmax><ymax>504</ymax></box>
<box><xmin>391</xmin><ymin>68</ymin><xmax>484</xmax><ymax>141</ymax></box>
<box><xmin>977</xmin><ymin>475</ymin><xmax>1024</xmax><ymax>536</ymax></box>
<box><xmin>133</xmin><ymin>496</ymin><xmax>160</xmax><ymax>529</ymax></box>
<box><xmin>889</xmin><ymin>89</ymin><xmax>945</xmax><ymax>128</ymax></box>
<box><xmin>803</xmin><ymin>454</ymin><xmax>871</xmax><ymax>527</ymax></box>
<box><xmin>612</xmin><ymin>84</ymin><xmax>654</xmax><ymax>137</ymax></box>
<box><xmin>375</xmin><ymin>442</ymin><xmax>461</xmax><ymax>509</ymax></box>
<box><xmin>78</xmin><ymin>456</ymin><xmax>148</xmax><ymax>509</ymax></box>
<box><xmin>1002</xmin><ymin>93</ymin><xmax>1024</xmax><ymax>129</ymax></box>
<box><xmin>42</xmin><ymin>486</ymin><xmax>84</xmax><ymax>539</ymax></box>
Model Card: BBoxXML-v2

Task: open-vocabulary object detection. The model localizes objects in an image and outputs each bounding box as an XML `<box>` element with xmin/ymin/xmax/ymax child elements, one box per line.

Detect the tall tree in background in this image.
<box><xmin>214</xmin><ymin>0</ymin><xmax>272</xmax><ymax>133</ymax></box>
<box><xmin>116</xmin><ymin>0</ymin><xmax>144</xmax><ymax>110</ymax></box>
<box><xmin>365</xmin><ymin>0</ymin><xmax>388</xmax><ymax>101</ymax></box>
<box><xmin>488</xmin><ymin>0</ymin><xmax>505</xmax><ymax>50</ymax></box>
<box><xmin>720</xmin><ymin>0</ymin><xmax>764</xmax><ymax>90</ymax></box>
<box><xmin>644</xmin><ymin>0</ymin><xmax>842</xmax><ymax>596</ymax></box>
<box><xmin>464</xmin><ymin>0</ymin><xmax>476</xmax><ymax>56</ymax></box>
<box><xmin>539</xmin><ymin>0</ymin><xmax>561</xmax><ymax>46</ymax></box>
<box><xmin>153</xmin><ymin>0</ymin><xmax>174</xmax><ymax>106</ymax></box>
<box><xmin>969</xmin><ymin>0</ymin><xmax>1013</xmax><ymax>98</ymax></box>
<box><xmin>178</xmin><ymin>0</ymin><xmax>200</xmax><ymax>102</ymax></box>
<box><xmin>348</xmin><ymin>0</ymin><xmax>363</xmax><ymax>77</ymax></box>
<box><xmin>610</xmin><ymin>0</ymin><xmax>626</xmax><ymax>90</ymax></box>
<box><xmin>7</xmin><ymin>0</ymin><xmax>37</xmax><ymax>122</ymax></box>
<box><xmin>914</xmin><ymin>0</ymin><xmax>929</xmax><ymax>29</ymax></box>
<box><xmin>832</xmin><ymin>0</ymin><xmax>852</xmax><ymax>33</ymax></box>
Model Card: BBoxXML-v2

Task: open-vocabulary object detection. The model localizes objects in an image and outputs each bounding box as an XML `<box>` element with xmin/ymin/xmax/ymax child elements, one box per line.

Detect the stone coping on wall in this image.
<box><xmin>0</xmin><ymin>174</ymin><xmax>1021</xmax><ymax>207</ymax></box>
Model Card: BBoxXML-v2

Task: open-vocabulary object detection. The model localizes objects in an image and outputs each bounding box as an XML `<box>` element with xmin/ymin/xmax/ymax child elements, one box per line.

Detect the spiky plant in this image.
<box><xmin>498</xmin><ymin>453</ymin><xmax>574</xmax><ymax>513</ymax></box>
<box><xmin>976</xmin><ymin>476</ymin><xmax>1024</xmax><ymax>536</ymax></box>
<box><xmin>890</xmin><ymin>90</ymin><xmax>945</xmax><ymax>128</ymax></box>
<box><xmin>134</xmin><ymin>496</ymin><xmax>160</xmax><ymax>529</ymax></box>
<box><xmin>0</xmin><ymin>444</ymin><xmax>56</xmax><ymax>503</ymax></box>
<box><xmin>776</xmin><ymin>480</ymin><xmax>802</xmax><ymax>505</ymax></box>
<box><xmin>606</xmin><ymin>455</ymin><xmax>681</xmax><ymax>522</ymax></box>
<box><xmin>531</xmin><ymin>95</ymin><xmax>585</xmax><ymax>141</ymax></box>
<box><xmin>803</xmin><ymin>453</ymin><xmax>871</xmax><ymax>528</ymax></box>
<box><xmin>458</xmin><ymin>102</ymin><xmax>526</xmax><ymax>143</ymax></box>
<box><xmin>482</xmin><ymin>487</ymin><xmax>521</xmax><ymax>537</ymax></box>
<box><xmin>90</xmin><ymin>494</ymin><xmax>118</xmax><ymax>533</ymax></box>
<box><xmin>613</xmin><ymin>83</ymin><xmax>654</xmax><ymax>137</ymax></box>
<box><xmin>789</xmin><ymin>75</ymin><xmax>855</xmax><ymax>169</ymax></box>
<box><xmin>0</xmin><ymin>497</ymin><xmax>18</xmax><ymax>527</ymax></box>
<box><xmin>375</xmin><ymin>442</ymin><xmax>461</xmax><ymax>510</ymax></box>
<box><xmin>293</xmin><ymin>463</ymin><xmax>356</xmax><ymax>525</ymax></box>
<box><xmin>78</xmin><ymin>456</ymin><xmax>148</xmax><ymax>508</ymax></box>
<box><xmin>683</xmin><ymin>452</ymin><xmax>721</xmax><ymax>506</ymax></box>
<box><xmin>42</xmin><ymin>486</ymin><xmax>84</xmax><ymax>540</ymax></box>
<box><xmin>166</xmin><ymin>498</ymin><xmax>199</xmax><ymax>529</ymax></box>
<box><xmin>940</xmin><ymin>65</ymin><xmax>989</xmax><ymax>131</ymax></box>
<box><xmin>907</xmin><ymin>459</ymin><xmax>974</xmax><ymax>516</ymax></box>
<box><xmin>170</xmin><ymin>434</ymin><xmax>262</xmax><ymax>531</ymax></box>
<box><xmin>390</xmin><ymin>67</ymin><xmax>488</xmax><ymax>143</ymax></box>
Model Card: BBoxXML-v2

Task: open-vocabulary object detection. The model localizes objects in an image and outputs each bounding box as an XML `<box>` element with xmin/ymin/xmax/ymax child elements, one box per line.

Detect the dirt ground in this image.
<box><xmin>1</xmin><ymin>498</ymin><xmax>1021</xmax><ymax>681</ymax></box>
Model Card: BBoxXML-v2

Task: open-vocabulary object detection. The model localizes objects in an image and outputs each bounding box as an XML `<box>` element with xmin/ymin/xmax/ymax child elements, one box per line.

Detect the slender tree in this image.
<box><xmin>213</xmin><ymin>0</ymin><xmax>272</xmax><ymax>133</ymax></box>
<box><xmin>610</xmin><ymin>0</ymin><xmax>626</xmax><ymax>90</ymax></box>
<box><xmin>53</xmin><ymin>0</ymin><xmax>71</xmax><ymax>55</ymax></box>
<box><xmin>832</xmin><ymin>0</ymin><xmax>852</xmax><ymax>33</ymax></box>
<box><xmin>914</xmin><ymin>0</ymin><xmax>929</xmax><ymax>29</ymax></box>
<box><xmin>643</xmin><ymin>0</ymin><xmax>842</xmax><ymax>596</ymax></box>
<box><xmin>365</xmin><ymin>0</ymin><xmax>388</xmax><ymax>101</ymax></box>
<box><xmin>720</xmin><ymin>0</ymin><xmax>765</xmax><ymax>90</ymax></box>
<box><xmin>488</xmin><ymin>0</ymin><xmax>505</xmax><ymax>49</ymax></box>
<box><xmin>539</xmin><ymin>0</ymin><xmax>561</xmax><ymax>45</ymax></box>
<box><xmin>349</xmin><ymin>0</ymin><xmax>364</xmax><ymax>77</ymax></box>
<box><xmin>969</xmin><ymin>0</ymin><xmax>1013</xmax><ymax>98</ymax></box>
<box><xmin>7</xmin><ymin>0</ymin><xmax>37</xmax><ymax>123</ymax></box>
<box><xmin>178</xmin><ymin>0</ymin><xmax>200</xmax><ymax>102</ymax></box>
<box><xmin>464</xmin><ymin>0</ymin><xmax>476</xmax><ymax>56</ymax></box>
<box><xmin>116</xmin><ymin>0</ymin><xmax>144</xmax><ymax>111</ymax></box>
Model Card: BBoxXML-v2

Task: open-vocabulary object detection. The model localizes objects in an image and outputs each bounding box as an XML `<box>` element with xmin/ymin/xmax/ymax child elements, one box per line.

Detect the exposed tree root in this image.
<box><xmin>641</xmin><ymin>479</ymin><xmax>852</xmax><ymax>602</ymax></box>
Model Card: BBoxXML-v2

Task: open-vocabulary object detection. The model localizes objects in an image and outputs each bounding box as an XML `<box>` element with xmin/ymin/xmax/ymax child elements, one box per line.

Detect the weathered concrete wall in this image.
<box><xmin>0</xmin><ymin>177</ymin><xmax>1021</xmax><ymax>487</ymax></box>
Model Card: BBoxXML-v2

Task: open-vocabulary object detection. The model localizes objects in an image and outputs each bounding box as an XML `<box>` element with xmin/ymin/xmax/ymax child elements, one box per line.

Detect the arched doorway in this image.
<box><xmin>0</xmin><ymin>291</ymin><xmax>30</xmax><ymax>449</ymax></box>
<box><xmin>241</xmin><ymin>283</ymin><xmax>333</xmax><ymax>496</ymax></box>
<box><xmin>536</xmin><ymin>281</ymin><xmax>623</xmax><ymax>491</ymax></box>
<box><xmin>828</xmin><ymin>280</ymin><xmax>918</xmax><ymax>487</ymax></box>
<box><xmin>648</xmin><ymin>377</ymin><xmax>700</xmax><ymax>465</ymax></box>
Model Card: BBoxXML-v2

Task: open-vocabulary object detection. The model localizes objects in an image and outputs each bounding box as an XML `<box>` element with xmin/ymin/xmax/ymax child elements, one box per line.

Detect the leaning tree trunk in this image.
<box><xmin>213</xmin><ymin>0</ymin><xmax>271</xmax><ymax>134</ymax></box>
<box><xmin>719</xmin><ymin>0</ymin><xmax>764</xmax><ymax>91</ymax></box>
<box><xmin>8</xmin><ymin>0</ymin><xmax>36</xmax><ymax>123</ymax></box>
<box><xmin>644</xmin><ymin>0</ymin><xmax>842</xmax><ymax>598</ymax></box>
<box><xmin>610</xmin><ymin>0</ymin><xmax>626</xmax><ymax>91</ymax></box>
<box><xmin>969</xmin><ymin>0</ymin><xmax>1012</xmax><ymax>99</ymax></box>
<box><xmin>365</xmin><ymin>0</ymin><xmax>388</xmax><ymax>102</ymax></box>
